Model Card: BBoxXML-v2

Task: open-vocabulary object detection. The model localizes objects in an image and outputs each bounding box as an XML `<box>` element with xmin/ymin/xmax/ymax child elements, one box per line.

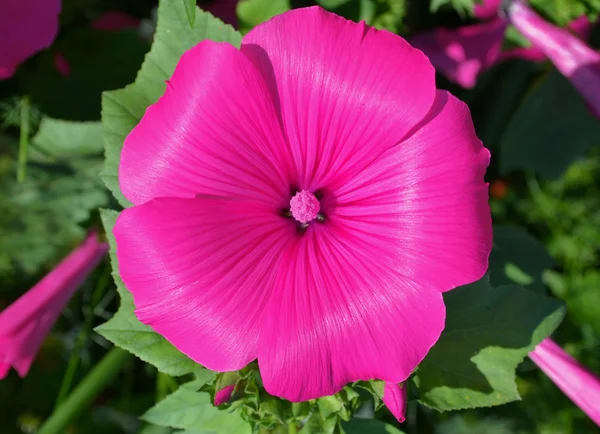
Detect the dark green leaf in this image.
<box><xmin>500</xmin><ymin>70</ymin><xmax>600</xmax><ymax>179</ymax></box>
<box><xmin>416</xmin><ymin>278</ymin><xmax>565</xmax><ymax>411</ymax></box>
<box><xmin>342</xmin><ymin>419</ymin><xmax>405</xmax><ymax>434</ymax></box>
<box><xmin>490</xmin><ymin>226</ymin><xmax>555</xmax><ymax>293</ymax></box>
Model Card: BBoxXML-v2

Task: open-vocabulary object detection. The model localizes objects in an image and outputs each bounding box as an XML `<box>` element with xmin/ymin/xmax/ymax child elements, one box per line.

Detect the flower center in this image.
<box><xmin>289</xmin><ymin>190</ymin><xmax>320</xmax><ymax>224</ymax></box>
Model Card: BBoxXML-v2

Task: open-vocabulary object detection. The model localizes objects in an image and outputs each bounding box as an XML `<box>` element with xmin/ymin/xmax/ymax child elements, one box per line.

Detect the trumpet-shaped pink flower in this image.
<box><xmin>0</xmin><ymin>0</ymin><xmax>61</xmax><ymax>79</ymax></box>
<box><xmin>508</xmin><ymin>1</ymin><xmax>600</xmax><ymax>118</ymax></box>
<box><xmin>383</xmin><ymin>382</ymin><xmax>408</xmax><ymax>423</ymax></box>
<box><xmin>114</xmin><ymin>7</ymin><xmax>491</xmax><ymax>401</ymax></box>
<box><xmin>529</xmin><ymin>339</ymin><xmax>600</xmax><ymax>426</ymax></box>
<box><xmin>0</xmin><ymin>233</ymin><xmax>108</xmax><ymax>379</ymax></box>
<box><xmin>473</xmin><ymin>0</ymin><xmax>501</xmax><ymax>20</ymax></box>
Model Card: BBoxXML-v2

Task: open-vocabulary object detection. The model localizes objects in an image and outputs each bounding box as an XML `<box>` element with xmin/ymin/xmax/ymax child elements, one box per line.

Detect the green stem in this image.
<box><xmin>288</xmin><ymin>422</ymin><xmax>298</xmax><ymax>434</ymax></box>
<box><xmin>54</xmin><ymin>265</ymin><xmax>111</xmax><ymax>409</ymax></box>
<box><xmin>38</xmin><ymin>348</ymin><xmax>130</xmax><ymax>434</ymax></box>
<box><xmin>17</xmin><ymin>96</ymin><xmax>30</xmax><ymax>183</ymax></box>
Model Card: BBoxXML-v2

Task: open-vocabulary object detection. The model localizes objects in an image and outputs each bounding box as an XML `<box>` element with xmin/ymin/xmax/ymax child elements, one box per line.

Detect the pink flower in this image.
<box><xmin>0</xmin><ymin>0</ymin><xmax>61</xmax><ymax>79</ymax></box>
<box><xmin>529</xmin><ymin>339</ymin><xmax>600</xmax><ymax>426</ymax></box>
<box><xmin>114</xmin><ymin>7</ymin><xmax>492</xmax><ymax>402</ymax></box>
<box><xmin>411</xmin><ymin>18</ymin><xmax>507</xmax><ymax>88</ymax></box>
<box><xmin>0</xmin><ymin>233</ymin><xmax>108</xmax><ymax>379</ymax></box>
<box><xmin>214</xmin><ymin>385</ymin><xmax>235</xmax><ymax>406</ymax></box>
<box><xmin>91</xmin><ymin>11</ymin><xmax>140</xmax><ymax>32</ymax></box>
<box><xmin>383</xmin><ymin>382</ymin><xmax>408</xmax><ymax>423</ymax></box>
<box><xmin>508</xmin><ymin>1</ymin><xmax>600</xmax><ymax>118</ymax></box>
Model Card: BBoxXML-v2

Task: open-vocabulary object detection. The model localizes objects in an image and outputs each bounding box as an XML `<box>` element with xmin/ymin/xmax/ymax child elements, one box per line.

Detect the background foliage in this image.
<box><xmin>1</xmin><ymin>0</ymin><xmax>599</xmax><ymax>433</ymax></box>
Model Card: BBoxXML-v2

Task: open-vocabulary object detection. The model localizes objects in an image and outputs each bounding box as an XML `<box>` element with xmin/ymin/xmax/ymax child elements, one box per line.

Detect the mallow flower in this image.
<box><xmin>0</xmin><ymin>0</ymin><xmax>61</xmax><ymax>79</ymax></box>
<box><xmin>0</xmin><ymin>232</ymin><xmax>108</xmax><ymax>379</ymax></box>
<box><xmin>114</xmin><ymin>7</ymin><xmax>492</xmax><ymax>402</ymax></box>
<box><xmin>529</xmin><ymin>339</ymin><xmax>600</xmax><ymax>426</ymax></box>
<box><xmin>508</xmin><ymin>0</ymin><xmax>600</xmax><ymax>118</ymax></box>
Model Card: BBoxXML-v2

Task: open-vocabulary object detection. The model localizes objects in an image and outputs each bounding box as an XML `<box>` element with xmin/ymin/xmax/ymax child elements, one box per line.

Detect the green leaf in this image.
<box><xmin>142</xmin><ymin>380</ymin><xmax>251</xmax><ymax>434</ymax></box>
<box><xmin>32</xmin><ymin>117</ymin><xmax>103</xmax><ymax>160</ymax></box>
<box><xmin>237</xmin><ymin>0</ymin><xmax>291</xmax><ymax>32</ymax></box>
<box><xmin>342</xmin><ymin>419</ymin><xmax>405</xmax><ymax>434</ymax></box>
<box><xmin>415</xmin><ymin>278</ymin><xmax>565</xmax><ymax>411</ymax></box>
<box><xmin>184</xmin><ymin>0</ymin><xmax>196</xmax><ymax>28</ymax></box>
<box><xmin>101</xmin><ymin>0</ymin><xmax>242</xmax><ymax>207</ymax></box>
<box><xmin>489</xmin><ymin>226</ymin><xmax>555</xmax><ymax>293</ymax></box>
<box><xmin>95</xmin><ymin>209</ymin><xmax>197</xmax><ymax>377</ymax></box>
<box><xmin>500</xmin><ymin>70</ymin><xmax>600</xmax><ymax>179</ymax></box>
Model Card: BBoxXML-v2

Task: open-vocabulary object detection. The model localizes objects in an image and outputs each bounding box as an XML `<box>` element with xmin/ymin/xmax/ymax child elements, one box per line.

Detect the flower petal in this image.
<box><xmin>241</xmin><ymin>6</ymin><xmax>436</xmax><ymax>191</ymax></box>
<box><xmin>119</xmin><ymin>41</ymin><xmax>290</xmax><ymax>206</ymax></box>
<box><xmin>258</xmin><ymin>228</ymin><xmax>445</xmax><ymax>401</ymax></box>
<box><xmin>0</xmin><ymin>361</ymin><xmax>9</xmax><ymax>379</ymax></box>
<box><xmin>411</xmin><ymin>18</ymin><xmax>506</xmax><ymax>88</ymax></box>
<box><xmin>333</xmin><ymin>90</ymin><xmax>491</xmax><ymax>292</ymax></box>
<box><xmin>114</xmin><ymin>197</ymin><xmax>292</xmax><ymax>371</ymax></box>
<box><xmin>383</xmin><ymin>382</ymin><xmax>407</xmax><ymax>423</ymax></box>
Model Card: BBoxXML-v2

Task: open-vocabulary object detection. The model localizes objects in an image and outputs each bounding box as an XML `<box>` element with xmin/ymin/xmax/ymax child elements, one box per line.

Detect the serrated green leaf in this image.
<box><xmin>341</xmin><ymin>419</ymin><xmax>405</xmax><ymax>434</ymax></box>
<box><xmin>96</xmin><ymin>209</ymin><xmax>197</xmax><ymax>376</ymax></box>
<box><xmin>237</xmin><ymin>0</ymin><xmax>291</xmax><ymax>32</ymax></box>
<box><xmin>142</xmin><ymin>380</ymin><xmax>251</xmax><ymax>434</ymax></box>
<box><xmin>415</xmin><ymin>278</ymin><xmax>565</xmax><ymax>411</ymax></box>
<box><xmin>184</xmin><ymin>0</ymin><xmax>196</xmax><ymax>28</ymax></box>
<box><xmin>500</xmin><ymin>70</ymin><xmax>600</xmax><ymax>179</ymax></box>
<box><xmin>32</xmin><ymin>117</ymin><xmax>103</xmax><ymax>160</ymax></box>
<box><xmin>101</xmin><ymin>0</ymin><xmax>242</xmax><ymax>207</ymax></box>
<box><xmin>490</xmin><ymin>226</ymin><xmax>555</xmax><ymax>293</ymax></box>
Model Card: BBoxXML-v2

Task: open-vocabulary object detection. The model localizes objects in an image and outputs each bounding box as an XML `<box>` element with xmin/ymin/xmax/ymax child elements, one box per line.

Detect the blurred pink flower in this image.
<box><xmin>0</xmin><ymin>0</ymin><xmax>61</xmax><ymax>79</ymax></box>
<box><xmin>413</xmin><ymin>1</ymin><xmax>595</xmax><ymax>89</ymax></box>
<box><xmin>383</xmin><ymin>382</ymin><xmax>408</xmax><ymax>423</ymax></box>
<box><xmin>508</xmin><ymin>1</ymin><xmax>600</xmax><ymax>118</ymax></box>
<box><xmin>529</xmin><ymin>339</ymin><xmax>600</xmax><ymax>426</ymax></box>
<box><xmin>411</xmin><ymin>18</ymin><xmax>507</xmax><ymax>88</ymax></box>
<box><xmin>214</xmin><ymin>385</ymin><xmax>235</xmax><ymax>405</ymax></box>
<box><xmin>114</xmin><ymin>7</ymin><xmax>491</xmax><ymax>402</ymax></box>
<box><xmin>91</xmin><ymin>11</ymin><xmax>140</xmax><ymax>32</ymax></box>
<box><xmin>0</xmin><ymin>233</ymin><xmax>108</xmax><ymax>379</ymax></box>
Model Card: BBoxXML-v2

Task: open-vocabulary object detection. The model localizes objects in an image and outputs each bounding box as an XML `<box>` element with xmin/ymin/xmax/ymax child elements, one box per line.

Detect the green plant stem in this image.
<box><xmin>288</xmin><ymin>422</ymin><xmax>298</xmax><ymax>434</ymax></box>
<box><xmin>38</xmin><ymin>348</ymin><xmax>130</xmax><ymax>434</ymax></box>
<box><xmin>17</xmin><ymin>96</ymin><xmax>30</xmax><ymax>183</ymax></box>
<box><xmin>54</xmin><ymin>265</ymin><xmax>111</xmax><ymax>409</ymax></box>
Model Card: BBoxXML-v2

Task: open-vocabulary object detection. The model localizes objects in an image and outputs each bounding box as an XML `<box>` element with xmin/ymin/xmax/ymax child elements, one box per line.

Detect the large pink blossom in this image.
<box><xmin>0</xmin><ymin>233</ymin><xmax>108</xmax><ymax>379</ymax></box>
<box><xmin>508</xmin><ymin>1</ymin><xmax>600</xmax><ymax>118</ymax></box>
<box><xmin>0</xmin><ymin>0</ymin><xmax>61</xmax><ymax>79</ymax></box>
<box><xmin>529</xmin><ymin>339</ymin><xmax>600</xmax><ymax>426</ymax></box>
<box><xmin>114</xmin><ymin>7</ymin><xmax>492</xmax><ymax>401</ymax></box>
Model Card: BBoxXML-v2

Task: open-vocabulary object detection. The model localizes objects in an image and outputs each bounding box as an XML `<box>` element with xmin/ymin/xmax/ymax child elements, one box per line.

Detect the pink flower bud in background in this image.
<box><xmin>473</xmin><ymin>0</ymin><xmax>502</xmax><ymax>20</ymax></box>
<box><xmin>529</xmin><ymin>339</ymin><xmax>600</xmax><ymax>427</ymax></box>
<box><xmin>508</xmin><ymin>1</ymin><xmax>600</xmax><ymax>118</ymax></box>
<box><xmin>383</xmin><ymin>382</ymin><xmax>408</xmax><ymax>423</ymax></box>
<box><xmin>214</xmin><ymin>385</ymin><xmax>235</xmax><ymax>406</ymax></box>
<box><xmin>0</xmin><ymin>233</ymin><xmax>108</xmax><ymax>379</ymax></box>
<box><xmin>0</xmin><ymin>0</ymin><xmax>61</xmax><ymax>79</ymax></box>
